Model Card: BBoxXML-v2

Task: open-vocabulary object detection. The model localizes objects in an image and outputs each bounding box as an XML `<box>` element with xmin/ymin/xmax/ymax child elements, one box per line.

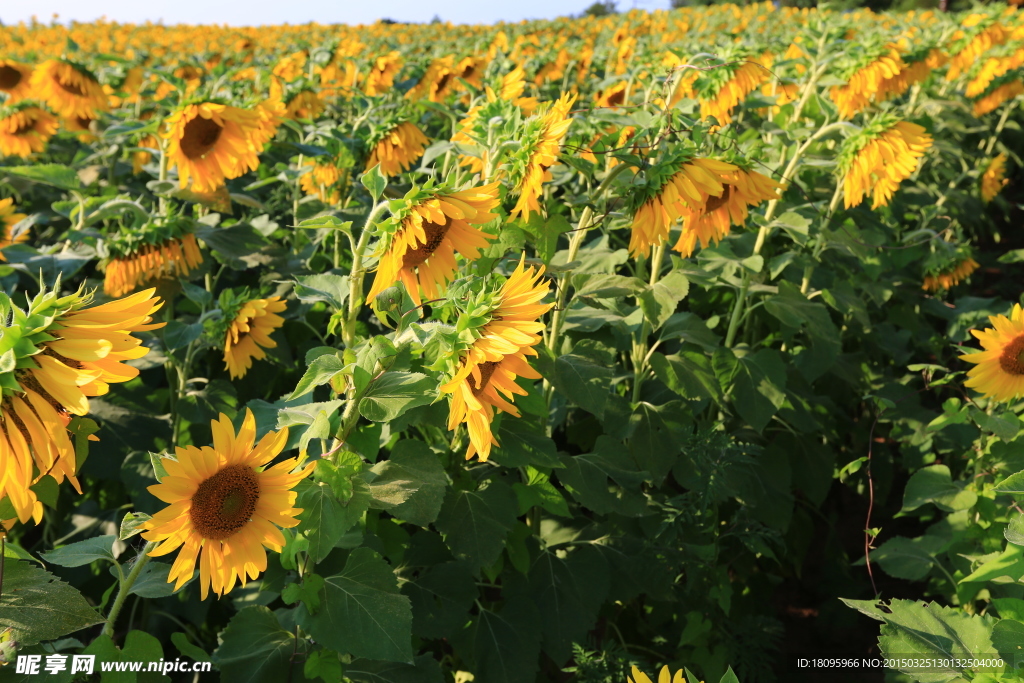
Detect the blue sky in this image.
<box><xmin>0</xmin><ymin>0</ymin><xmax>668</xmax><ymax>26</ymax></box>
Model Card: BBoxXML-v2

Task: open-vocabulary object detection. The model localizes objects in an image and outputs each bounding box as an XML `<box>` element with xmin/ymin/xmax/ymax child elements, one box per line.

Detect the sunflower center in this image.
<box><xmin>606</xmin><ymin>89</ymin><xmax>625</xmax><ymax>106</ymax></box>
<box><xmin>402</xmin><ymin>220</ymin><xmax>450</xmax><ymax>269</ymax></box>
<box><xmin>12</xmin><ymin>118</ymin><xmax>36</xmax><ymax>136</ymax></box>
<box><xmin>0</xmin><ymin>66</ymin><xmax>22</xmax><ymax>90</ymax></box>
<box><xmin>75</xmin><ymin>116</ymin><xmax>93</xmax><ymax>131</ymax></box>
<box><xmin>472</xmin><ymin>361</ymin><xmax>499</xmax><ymax>396</ymax></box>
<box><xmin>190</xmin><ymin>464</ymin><xmax>260</xmax><ymax>540</ymax></box>
<box><xmin>435</xmin><ymin>73</ymin><xmax>452</xmax><ymax>93</ymax></box>
<box><xmin>998</xmin><ymin>335</ymin><xmax>1024</xmax><ymax>376</ymax></box>
<box><xmin>180</xmin><ymin>115</ymin><xmax>224</xmax><ymax>160</ymax></box>
<box><xmin>56</xmin><ymin>77</ymin><xmax>87</xmax><ymax>97</ymax></box>
<box><xmin>703</xmin><ymin>184</ymin><xmax>732</xmax><ymax>213</ymax></box>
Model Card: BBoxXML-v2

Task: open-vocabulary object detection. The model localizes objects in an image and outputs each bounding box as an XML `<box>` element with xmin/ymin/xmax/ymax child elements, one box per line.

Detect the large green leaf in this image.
<box><xmin>402</xmin><ymin>560</ymin><xmax>478</xmax><ymax>639</ymax></box>
<box><xmin>434</xmin><ymin>480</ymin><xmax>518</xmax><ymax>572</ymax></box>
<box><xmin>472</xmin><ymin>596</ymin><xmax>542</xmax><ymax>683</ymax></box>
<box><xmin>2</xmin><ymin>164</ymin><xmax>81</xmax><ymax>190</ymax></box>
<box><xmin>368</xmin><ymin>440</ymin><xmax>449</xmax><ymax>526</ymax></box>
<box><xmin>345</xmin><ymin>655</ymin><xmax>445</xmax><ymax>683</ymax></box>
<box><xmin>550</xmin><ymin>354</ymin><xmax>613</xmax><ymax>418</ymax></box>
<box><xmin>639</xmin><ymin>270</ymin><xmax>689</xmax><ymax>330</ymax></box>
<box><xmin>650</xmin><ymin>351</ymin><xmax>721</xmax><ymax>403</ymax></box>
<box><xmin>359</xmin><ymin>372</ymin><xmax>435</xmax><ymax>422</ymax></box>
<box><xmin>212</xmin><ymin>606</ymin><xmax>300</xmax><ymax>683</ymax></box>
<box><xmin>902</xmin><ymin>465</ymin><xmax>977</xmax><ymax>513</ymax></box>
<box><xmin>628</xmin><ymin>401</ymin><xmax>687</xmax><ymax>485</ymax></box>
<box><xmin>40</xmin><ymin>535</ymin><xmax>118</xmax><ymax>568</ymax></box>
<box><xmin>528</xmin><ymin>546</ymin><xmax>609</xmax><ymax>663</ymax></box>
<box><xmin>869</xmin><ymin>535</ymin><xmax>947</xmax><ymax>581</ymax></box>
<box><xmin>298</xmin><ymin>548</ymin><xmax>414</xmax><ymax>662</ymax></box>
<box><xmin>557</xmin><ymin>436</ymin><xmax>648</xmax><ymax>516</ymax></box>
<box><xmin>713</xmin><ymin>348</ymin><xmax>787</xmax><ymax>433</ymax></box>
<box><xmin>297</xmin><ymin>476</ymin><xmax>371</xmax><ymax>563</ymax></box>
<box><xmin>764</xmin><ymin>281</ymin><xmax>840</xmax><ymax>382</ymax></box>
<box><xmin>960</xmin><ymin>543</ymin><xmax>1024</xmax><ymax>584</ymax></box>
<box><xmin>0</xmin><ymin>559</ymin><xmax>104</xmax><ymax>647</ymax></box>
<box><xmin>83</xmin><ymin>631</ymin><xmax>170</xmax><ymax>683</ymax></box>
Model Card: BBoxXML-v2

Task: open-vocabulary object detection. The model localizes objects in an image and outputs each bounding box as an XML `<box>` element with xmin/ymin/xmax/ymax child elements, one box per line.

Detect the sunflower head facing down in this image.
<box><xmin>440</xmin><ymin>256</ymin><xmax>553</xmax><ymax>461</ymax></box>
<box><xmin>0</xmin><ymin>198</ymin><xmax>29</xmax><ymax>260</ymax></box>
<box><xmin>508</xmin><ymin>92</ymin><xmax>576</xmax><ymax>221</ymax></box>
<box><xmin>365</xmin><ymin>121</ymin><xmax>429</xmax><ymax>178</ymax></box>
<box><xmin>366</xmin><ymin>181</ymin><xmax>500</xmax><ymax>307</ymax></box>
<box><xmin>217</xmin><ymin>290</ymin><xmax>288</xmax><ymax>380</ymax></box>
<box><xmin>981</xmin><ymin>153</ymin><xmax>1009</xmax><ymax>202</ymax></box>
<box><xmin>30</xmin><ymin>59</ymin><xmax>109</xmax><ymax>119</ymax></box>
<box><xmin>840</xmin><ymin>116</ymin><xmax>932</xmax><ymax>209</ymax></box>
<box><xmin>164</xmin><ymin>102</ymin><xmax>263</xmax><ymax>193</ymax></box>
<box><xmin>143</xmin><ymin>410</ymin><xmax>314</xmax><ymax>599</ymax></box>
<box><xmin>0</xmin><ymin>104</ymin><xmax>60</xmax><ymax>157</ymax></box>
<box><xmin>103</xmin><ymin>219</ymin><xmax>204</xmax><ymax>297</ymax></box>
<box><xmin>960</xmin><ymin>304</ymin><xmax>1024</xmax><ymax>403</ymax></box>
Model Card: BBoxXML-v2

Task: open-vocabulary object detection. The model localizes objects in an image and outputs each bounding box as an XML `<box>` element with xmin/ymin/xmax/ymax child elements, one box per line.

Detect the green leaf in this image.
<box><xmin>550</xmin><ymin>354</ymin><xmax>613</xmax><ymax>419</ymax></box>
<box><xmin>513</xmin><ymin>467</ymin><xmax>571</xmax><ymax>518</ymax></box>
<box><xmin>121</xmin><ymin>561</ymin><xmax>180</xmax><ymax>598</ymax></box>
<box><xmin>294</xmin><ymin>273</ymin><xmax>349</xmax><ymax>309</ymax></box>
<box><xmin>403</xmin><ymin>560</ymin><xmax>478</xmax><ymax>639</ymax></box>
<box><xmin>639</xmin><ymin>270</ymin><xmax>689</xmax><ymax>330</ymax></box>
<box><xmin>628</xmin><ymin>401</ymin><xmax>687</xmax><ymax>485</ymax></box>
<box><xmin>961</xmin><ymin>544</ymin><xmax>1024</xmax><ymax>583</ymax></box>
<box><xmin>171</xmin><ymin>631</ymin><xmax>211</xmax><ymax>662</ymax></box>
<box><xmin>490</xmin><ymin>419</ymin><xmax>564</xmax><ymax>469</ymax></box>
<box><xmin>875</xmin><ymin>600</ymin><xmax>998</xmax><ymax>681</ymax></box>
<box><xmin>304</xmin><ymin>649</ymin><xmax>343</xmax><ymax>683</ymax></box>
<box><xmin>361</xmin><ymin>165</ymin><xmax>387</xmax><ymax>201</ymax></box>
<box><xmin>368</xmin><ymin>440</ymin><xmax>449</xmax><ymax>526</ymax></box>
<box><xmin>359</xmin><ymin>372</ymin><xmax>435</xmax><ymax>422</ymax></box>
<box><xmin>557</xmin><ymin>436</ymin><xmax>648</xmax><ymax>516</ymax></box>
<box><xmin>473</xmin><ymin>598</ymin><xmax>542</xmax><ymax>683</ymax></box>
<box><xmin>902</xmin><ymin>465</ymin><xmax>978</xmax><ymax>513</ymax></box>
<box><xmin>1006</xmin><ymin>513</ymin><xmax>1024</xmax><ymax>547</ymax></box>
<box><xmin>294</xmin><ymin>215</ymin><xmax>351</xmax><ymax>230</ymax></box>
<box><xmin>3</xmin><ymin>164</ymin><xmax>81</xmax><ymax>190</ymax></box>
<box><xmin>162</xmin><ymin>321</ymin><xmax>203</xmax><ymax>352</ymax></box>
<box><xmin>993</xmin><ymin>469</ymin><xmax>1024</xmax><ymax>494</ymax></box>
<box><xmin>346</xmin><ymin>654</ymin><xmax>445</xmax><ymax>683</ymax></box>
<box><xmin>212</xmin><ymin>606</ymin><xmax>300</xmax><ymax>683</ymax></box>
<box><xmin>82</xmin><ymin>630</ymin><xmax>170</xmax><ymax>683</ymax></box>
<box><xmin>572</xmin><ymin>273</ymin><xmax>645</xmax><ymax>298</ymax></box>
<box><xmin>650</xmin><ymin>351</ymin><xmax>721</xmax><ymax>403</ymax></box>
<box><xmin>281</xmin><ymin>573</ymin><xmax>325</xmax><ymax>614</ymax></box>
<box><xmin>0</xmin><ymin>559</ymin><xmax>104</xmax><ymax>647</ymax></box>
<box><xmin>869</xmin><ymin>535</ymin><xmax>946</xmax><ymax>581</ymax></box>
<box><xmin>194</xmin><ymin>223</ymin><xmax>268</xmax><ymax>269</ymax></box>
<box><xmin>659</xmin><ymin>312</ymin><xmax>721</xmax><ymax>351</ymax></box>
<box><xmin>120</xmin><ymin>512</ymin><xmax>152</xmax><ymax>541</ymax></box>
<box><xmin>434</xmin><ymin>480</ymin><xmax>518</xmax><ymax>572</ymax></box>
<box><xmin>297</xmin><ymin>477</ymin><xmax>371</xmax><ymax>563</ymax></box>
<box><xmin>991</xmin><ymin>619</ymin><xmax>1024</xmax><ymax>666</ymax></box>
<box><xmin>714</xmin><ymin>348</ymin><xmax>787</xmax><ymax>433</ymax></box>
<box><xmin>298</xmin><ymin>548</ymin><xmax>414</xmax><ymax>662</ymax></box>
<box><xmin>764</xmin><ymin>281</ymin><xmax>840</xmax><ymax>382</ymax></box>
<box><xmin>528</xmin><ymin>546</ymin><xmax>610</xmax><ymax>663</ymax></box>
<box><xmin>289</xmin><ymin>353</ymin><xmax>346</xmax><ymax>399</ymax></box>
<box><xmin>40</xmin><ymin>535</ymin><xmax>117</xmax><ymax>567</ymax></box>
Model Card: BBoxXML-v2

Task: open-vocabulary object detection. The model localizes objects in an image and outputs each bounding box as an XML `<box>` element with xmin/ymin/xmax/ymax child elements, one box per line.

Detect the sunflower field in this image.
<box><xmin>1</xmin><ymin>2</ymin><xmax>1024</xmax><ymax>682</ymax></box>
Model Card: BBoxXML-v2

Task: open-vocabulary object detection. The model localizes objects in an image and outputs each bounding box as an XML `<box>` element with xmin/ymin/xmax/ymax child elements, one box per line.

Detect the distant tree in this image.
<box><xmin>582</xmin><ymin>1</ymin><xmax>617</xmax><ymax>16</ymax></box>
<box><xmin>430</xmin><ymin>14</ymin><xmax>443</xmax><ymax>23</ymax></box>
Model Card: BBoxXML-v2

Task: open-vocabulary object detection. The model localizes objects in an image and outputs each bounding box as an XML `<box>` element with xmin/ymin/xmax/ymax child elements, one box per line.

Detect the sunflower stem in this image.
<box><xmin>343</xmin><ymin>201</ymin><xmax>389</xmax><ymax>346</ymax></box>
<box><xmin>103</xmin><ymin>542</ymin><xmax>157</xmax><ymax>642</ymax></box>
<box><xmin>984</xmin><ymin>100</ymin><xmax>1016</xmax><ymax>156</ymax></box>
<box><xmin>631</xmin><ymin>243</ymin><xmax>666</xmax><ymax>403</ymax></box>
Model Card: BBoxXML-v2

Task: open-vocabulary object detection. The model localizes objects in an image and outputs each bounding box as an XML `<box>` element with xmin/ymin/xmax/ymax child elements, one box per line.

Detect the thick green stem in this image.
<box><xmin>103</xmin><ymin>542</ymin><xmax>156</xmax><ymax>641</ymax></box>
<box><xmin>984</xmin><ymin>101</ymin><xmax>1016</xmax><ymax>156</ymax></box>
<box><xmin>343</xmin><ymin>201</ymin><xmax>389</xmax><ymax>346</ymax></box>
<box><xmin>631</xmin><ymin>243</ymin><xmax>666</xmax><ymax>403</ymax></box>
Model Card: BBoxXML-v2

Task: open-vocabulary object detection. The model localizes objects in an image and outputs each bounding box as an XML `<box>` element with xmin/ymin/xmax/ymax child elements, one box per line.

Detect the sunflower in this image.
<box><xmin>299</xmin><ymin>158</ymin><xmax>347</xmax><ymax>204</ymax></box>
<box><xmin>104</xmin><ymin>234</ymin><xmax>203</xmax><ymax>297</ymax></box>
<box><xmin>62</xmin><ymin>115</ymin><xmax>98</xmax><ymax>142</ymax></box>
<box><xmin>253</xmin><ymin>97</ymin><xmax>286</xmax><ymax>149</ymax></box>
<box><xmin>841</xmin><ymin>119</ymin><xmax>932</xmax><ymax>209</ymax></box>
<box><xmin>455</xmin><ymin>56</ymin><xmax>486</xmax><ymax>90</ymax></box>
<box><xmin>0</xmin><ymin>287</ymin><xmax>164</xmax><ymax>523</ymax></box>
<box><xmin>29</xmin><ymin>60</ymin><xmax>109</xmax><ymax>119</ymax></box>
<box><xmin>142</xmin><ymin>410</ymin><xmax>314</xmax><ymax>599</ymax></box>
<box><xmin>947</xmin><ymin>20</ymin><xmax>1007</xmax><ymax>81</ymax></box>
<box><xmin>0</xmin><ymin>105</ymin><xmax>59</xmax><ymax>157</ymax></box>
<box><xmin>408</xmin><ymin>56</ymin><xmax>456</xmax><ymax>102</ymax></box>
<box><xmin>164</xmin><ymin>102</ymin><xmax>263</xmax><ymax>193</ymax></box>
<box><xmin>363</xmin><ymin>51</ymin><xmax>402</xmax><ymax>96</ymax></box>
<box><xmin>981</xmin><ymin>153</ymin><xmax>1009</xmax><ymax>202</ymax></box>
<box><xmin>972</xmin><ymin>80</ymin><xmax>1024</xmax><ymax>117</ymax></box>
<box><xmin>629</xmin><ymin>666</ymin><xmax>686</xmax><ymax>683</ymax></box>
<box><xmin>960</xmin><ymin>304</ymin><xmax>1024</xmax><ymax>403</ymax></box>
<box><xmin>595</xmin><ymin>81</ymin><xmax>629</xmax><ymax>109</ymax></box>
<box><xmin>272</xmin><ymin>51</ymin><xmax>307</xmax><ymax>82</ymax></box>
<box><xmin>365</xmin><ymin>121</ymin><xmax>429</xmax><ymax>177</ymax></box>
<box><xmin>284</xmin><ymin>90</ymin><xmax>325</xmax><ymax>121</ymax></box>
<box><xmin>699</xmin><ymin>60</ymin><xmax>768</xmax><ymax>125</ymax></box>
<box><xmin>509</xmin><ymin>92</ymin><xmax>576</xmax><ymax>220</ymax></box>
<box><xmin>224</xmin><ymin>296</ymin><xmax>287</xmax><ymax>380</ymax></box>
<box><xmin>366</xmin><ymin>182</ymin><xmax>499</xmax><ymax>306</ymax></box>
<box><xmin>829</xmin><ymin>47</ymin><xmax>906</xmax><ymax>119</ymax></box>
<box><xmin>0</xmin><ymin>198</ymin><xmax>29</xmax><ymax>260</ymax></box>
<box><xmin>673</xmin><ymin>164</ymin><xmax>783</xmax><ymax>258</ymax></box>
<box><xmin>923</xmin><ymin>257</ymin><xmax>979</xmax><ymax>292</ymax></box>
<box><xmin>440</xmin><ymin>258</ymin><xmax>552</xmax><ymax>461</ymax></box>
<box><xmin>0</xmin><ymin>61</ymin><xmax>34</xmax><ymax>103</ymax></box>
<box><xmin>965</xmin><ymin>49</ymin><xmax>1024</xmax><ymax>98</ymax></box>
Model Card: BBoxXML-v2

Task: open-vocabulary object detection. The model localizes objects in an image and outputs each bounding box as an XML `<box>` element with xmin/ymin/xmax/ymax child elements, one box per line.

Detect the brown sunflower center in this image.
<box><xmin>75</xmin><ymin>116</ymin><xmax>94</xmax><ymax>131</ymax></box>
<box><xmin>0</xmin><ymin>66</ymin><xmax>22</xmax><ymax>90</ymax></box>
<box><xmin>11</xmin><ymin>118</ymin><xmax>36</xmax><ymax>136</ymax></box>
<box><xmin>435</xmin><ymin>73</ymin><xmax>452</xmax><ymax>93</ymax></box>
<box><xmin>471</xmin><ymin>361</ymin><xmax>499</xmax><ymax>396</ymax></box>
<box><xmin>56</xmin><ymin>77</ymin><xmax>87</xmax><ymax>97</ymax></box>
<box><xmin>703</xmin><ymin>184</ymin><xmax>732</xmax><ymax>213</ymax></box>
<box><xmin>606</xmin><ymin>89</ymin><xmax>625</xmax><ymax>106</ymax></box>
<box><xmin>402</xmin><ymin>220</ymin><xmax>450</xmax><ymax>269</ymax></box>
<box><xmin>189</xmin><ymin>464</ymin><xmax>260</xmax><ymax>540</ymax></box>
<box><xmin>180</xmin><ymin>115</ymin><xmax>223</xmax><ymax>160</ymax></box>
<box><xmin>998</xmin><ymin>335</ymin><xmax>1024</xmax><ymax>376</ymax></box>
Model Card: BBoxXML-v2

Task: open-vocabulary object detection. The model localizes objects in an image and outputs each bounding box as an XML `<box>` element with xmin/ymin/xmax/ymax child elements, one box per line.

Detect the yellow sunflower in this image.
<box><xmin>843</xmin><ymin>121</ymin><xmax>932</xmax><ymax>209</ymax></box>
<box><xmin>0</xmin><ymin>106</ymin><xmax>59</xmax><ymax>157</ymax></box>
<box><xmin>29</xmin><ymin>60</ymin><xmax>109</xmax><ymax>119</ymax></box>
<box><xmin>960</xmin><ymin>304</ymin><xmax>1024</xmax><ymax>403</ymax></box>
<box><xmin>224</xmin><ymin>296</ymin><xmax>287</xmax><ymax>380</ymax></box>
<box><xmin>0</xmin><ymin>198</ymin><xmax>29</xmax><ymax>260</ymax></box>
<box><xmin>104</xmin><ymin>234</ymin><xmax>204</xmax><ymax>297</ymax></box>
<box><xmin>363</xmin><ymin>51</ymin><xmax>402</xmax><ymax>96</ymax></box>
<box><xmin>947</xmin><ymin>21</ymin><xmax>1007</xmax><ymax>81</ymax></box>
<box><xmin>142</xmin><ymin>410</ymin><xmax>314</xmax><ymax>599</ymax></box>
<box><xmin>972</xmin><ymin>80</ymin><xmax>1024</xmax><ymax>117</ymax></box>
<box><xmin>629</xmin><ymin>665</ymin><xmax>686</xmax><ymax>683</ymax></box>
<box><xmin>509</xmin><ymin>92</ymin><xmax>576</xmax><ymax>220</ymax></box>
<box><xmin>981</xmin><ymin>154</ymin><xmax>1009</xmax><ymax>202</ymax></box>
<box><xmin>365</xmin><ymin>122</ymin><xmax>429</xmax><ymax>177</ymax></box>
<box><xmin>253</xmin><ymin>97</ymin><xmax>286</xmax><ymax>149</ymax></box>
<box><xmin>299</xmin><ymin>158</ymin><xmax>346</xmax><ymax>204</ymax></box>
<box><xmin>284</xmin><ymin>90</ymin><xmax>325</xmax><ymax>121</ymax></box>
<box><xmin>700</xmin><ymin>61</ymin><xmax>768</xmax><ymax>125</ymax></box>
<box><xmin>0</xmin><ymin>61</ymin><xmax>34</xmax><ymax>103</ymax></box>
<box><xmin>164</xmin><ymin>102</ymin><xmax>263</xmax><ymax>193</ymax></box>
<box><xmin>366</xmin><ymin>182</ymin><xmax>499</xmax><ymax>306</ymax></box>
<box><xmin>829</xmin><ymin>47</ymin><xmax>906</xmax><ymax>119</ymax></box>
<box><xmin>595</xmin><ymin>81</ymin><xmax>629</xmax><ymax>109</ymax></box>
<box><xmin>62</xmin><ymin>115</ymin><xmax>98</xmax><ymax>143</ymax></box>
<box><xmin>923</xmin><ymin>257</ymin><xmax>979</xmax><ymax>292</ymax></box>
<box><xmin>0</xmin><ymin>288</ymin><xmax>164</xmax><ymax>524</ymax></box>
<box><xmin>440</xmin><ymin>257</ymin><xmax>552</xmax><ymax>461</ymax></box>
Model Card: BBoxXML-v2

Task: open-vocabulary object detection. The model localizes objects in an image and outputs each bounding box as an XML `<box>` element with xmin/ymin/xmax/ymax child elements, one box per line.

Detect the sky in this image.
<box><xmin>0</xmin><ymin>0</ymin><xmax>667</xmax><ymax>27</ymax></box>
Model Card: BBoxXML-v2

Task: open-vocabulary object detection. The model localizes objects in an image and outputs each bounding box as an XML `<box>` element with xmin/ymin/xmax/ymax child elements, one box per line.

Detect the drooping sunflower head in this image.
<box><xmin>214</xmin><ymin>289</ymin><xmax>288</xmax><ymax>380</ymax></box>
<box><xmin>981</xmin><ymin>153</ymin><xmax>1009</xmax><ymax>202</ymax></box>
<box><xmin>367</xmin><ymin>180</ymin><xmax>501</xmax><ymax>307</ymax></box>
<box><xmin>595</xmin><ymin>80</ymin><xmax>629</xmax><ymax>109</ymax></box>
<box><xmin>971</xmin><ymin>76</ymin><xmax>1024</xmax><ymax>117</ymax></box>
<box><xmin>102</xmin><ymin>218</ymin><xmax>204</xmax><ymax>297</ymax></box>
<box><xmin>284</xmin><ymin>90</ymin><xmax>326</xmax><ymax>121</ymax></box>
<box><xmin>694</xmin><ymin>50</ymin><xmax>769</xmax><ymax>125</ymax></box>
<box><xmin>164</xmin><ymin>101</ymin><xmax>263</xmax><ymax>193</ymax></box>
<box><xmin>0</xmin><ymin>197</ymin><xmax>29</xmax><ymax>261</ymax></box>
<box><xmin>839</xmin><ymin>115</ymin><xmax>932</xmax><ymax>209</ymax></box>
<box><xmin>142</xmin><ymin>409</ymin><xmax>314</xmax><ymax>599</ymax></box>
<box><xmin>439</xmin><ymin>256</ymin><xmax>553</xmax><ymax>461</ymax></box>
<box><xmin>365</xmin><ymin>119</ymin><xmax>430</xmax><ymax>177</ymax></box>
<box><xmin>29</xmin><ymin>59</ymin><xmax>109</xmax><ymax>119</ymax></box>
<box><xmin>0</xmin><ymin>103</ymin><xmax>60</xmax><ymax>157</ymax></box>
<box><xmin>507</xmin><ymin>91</ymin><xmax>576</xmax><ymax>220</ymax></box>
<box><xmin>363</xmin><ymin>50</ymin><xmax>403</xmax><ymax>96</ymax></box>
<box><xmin>0</xmin><ymin>60</ymin><xmax>34</xmax><ymax>103</ymax></box>
<box><xmin>960</xmin><ymin>304</ymin><xmax>1024</xmax><ymax>403</ymax></box>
